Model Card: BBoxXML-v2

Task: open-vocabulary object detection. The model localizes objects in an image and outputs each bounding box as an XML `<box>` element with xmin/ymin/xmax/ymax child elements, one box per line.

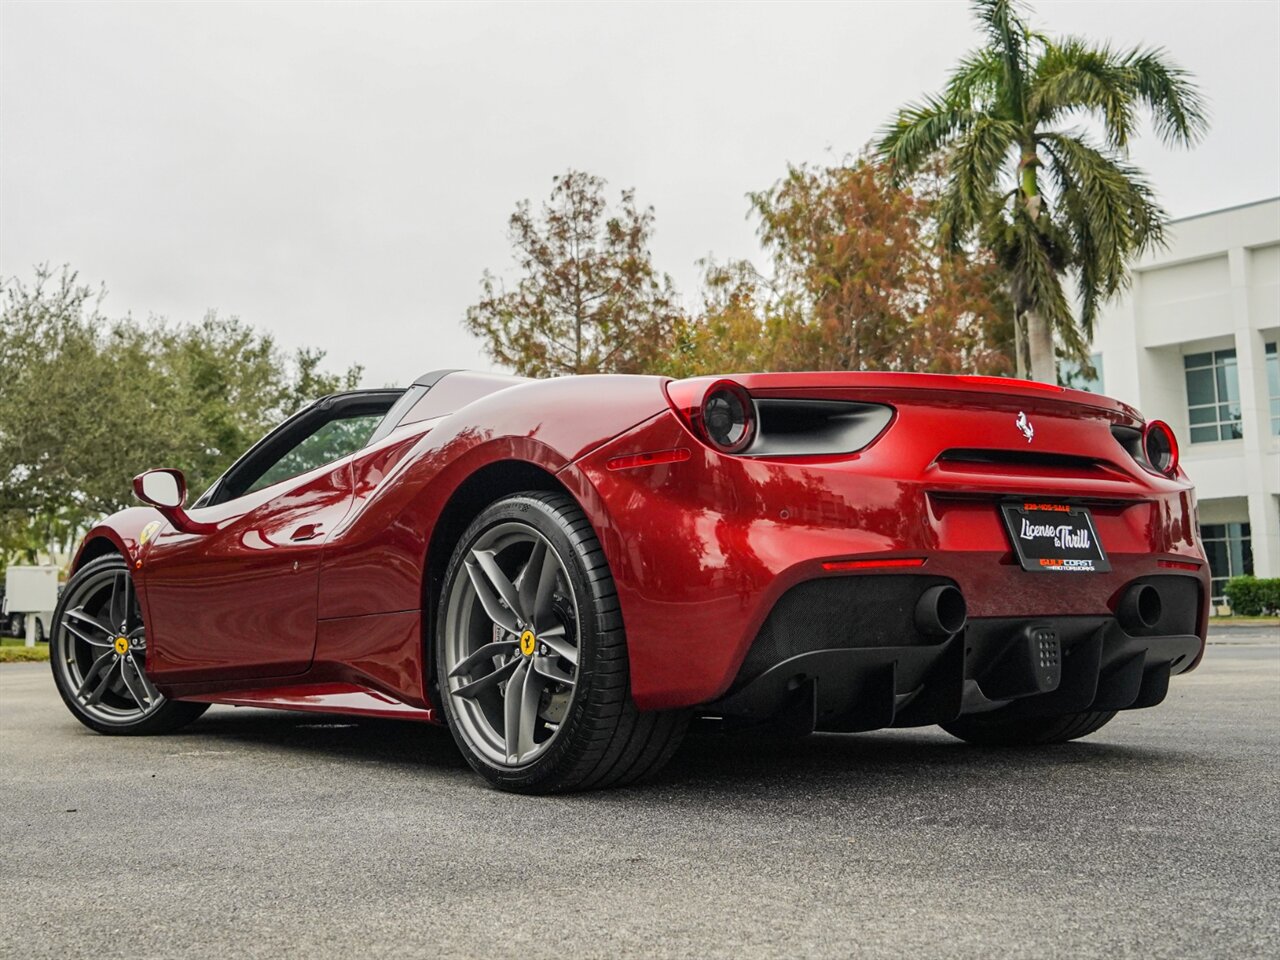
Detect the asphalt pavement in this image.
<box><xmin>2</xmin><ymin>626</ymin><xmax>1277</xmax><ymax>960</ymax></box>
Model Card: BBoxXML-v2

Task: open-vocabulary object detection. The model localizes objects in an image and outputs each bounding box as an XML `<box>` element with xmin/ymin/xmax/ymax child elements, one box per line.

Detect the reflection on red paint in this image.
<box><xmin>957</xmin><ymin>375</ymin><xmax>1064</xmax><ymax>392</ymax></box>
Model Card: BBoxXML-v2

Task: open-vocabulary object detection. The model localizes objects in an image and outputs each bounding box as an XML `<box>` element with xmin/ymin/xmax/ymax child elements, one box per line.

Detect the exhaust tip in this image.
<box><xmin>916</xmin><ymin>585</ymin><xmax>967</xmax><ymax>638</ymax></box>
<box><xmin>1118</xmin><ymin>583</ymin><xmax>1162</xmax><ymax>631</ymax></box>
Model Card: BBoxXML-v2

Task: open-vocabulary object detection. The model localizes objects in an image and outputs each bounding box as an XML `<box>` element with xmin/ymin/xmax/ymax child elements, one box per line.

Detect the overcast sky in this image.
<box><xmin>3</xmin><ymin>0</ymin><xmax>1278</xmax><ymax>388</ymax></box>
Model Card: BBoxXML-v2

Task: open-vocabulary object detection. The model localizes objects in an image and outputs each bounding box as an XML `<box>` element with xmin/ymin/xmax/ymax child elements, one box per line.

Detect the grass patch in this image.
<box><xmin>0</xmin><ymin>639</ymin><xmax>49</xmax><ymax>662</ymax></box>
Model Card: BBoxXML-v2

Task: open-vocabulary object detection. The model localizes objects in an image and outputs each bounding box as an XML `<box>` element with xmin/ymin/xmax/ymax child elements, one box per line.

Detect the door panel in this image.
<box><xmin>142</xmin><ymin>461</ymin><xmax>355</xmax><ymax>683</ymax></box>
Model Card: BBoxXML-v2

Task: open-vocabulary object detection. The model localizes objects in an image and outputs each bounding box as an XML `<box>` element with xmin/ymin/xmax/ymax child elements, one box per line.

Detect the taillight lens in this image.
<box><xmin>699</xmin><ymin>380</ymin><xmax>756</xmax><ymax>453</ymax></box>
<box><xmin>666</xmin><ymin>378</ymin><xmax>757</xmax><ymax>454</ymax></box>
<box><xmin>1143</xmin><ymin>420</ymin><xmax>1179</xmax><ymax>476</ymax></box>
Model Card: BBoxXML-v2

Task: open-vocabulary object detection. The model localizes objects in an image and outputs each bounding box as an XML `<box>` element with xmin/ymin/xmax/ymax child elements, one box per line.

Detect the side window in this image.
<box><xmin>244</xmin><ymin>413</ymin><xmax>384</xmax><ymax>496</ymax></box>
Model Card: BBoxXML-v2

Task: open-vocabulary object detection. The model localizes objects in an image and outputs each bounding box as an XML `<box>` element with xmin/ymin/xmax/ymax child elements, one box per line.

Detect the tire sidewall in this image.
<box><xmin>435</xmin><ymin>494</ymin><xmax>613</xmax><ymax>791</ymax></box>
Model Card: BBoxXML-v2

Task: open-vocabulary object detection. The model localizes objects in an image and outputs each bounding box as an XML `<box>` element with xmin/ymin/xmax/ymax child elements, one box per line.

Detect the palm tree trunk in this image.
<box><xmin>1014</xmin><ymin>311</ymin><xmax>1027</xmax><ymax>379</ymax></box>
<box><xmin>1025</xmin><ymin>310</ymin><xmax>1056</xmax><ymax>383</ymax></box>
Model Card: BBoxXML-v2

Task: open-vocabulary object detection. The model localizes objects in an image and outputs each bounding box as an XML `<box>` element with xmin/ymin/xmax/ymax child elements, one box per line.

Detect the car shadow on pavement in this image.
<box><xmin>186</xmin><ymin>708</ymin><xmax>471</xmax><ymax>772</ymax></box>
<box><xmin>181</xmin><ymin>706</ymin><xmax>1189</xmax><ymax>796</ymax></box>
<box><xmin>661</xmin><ymin>721</ymin><xmax>1177</xmax><ymax>788</ymax></box>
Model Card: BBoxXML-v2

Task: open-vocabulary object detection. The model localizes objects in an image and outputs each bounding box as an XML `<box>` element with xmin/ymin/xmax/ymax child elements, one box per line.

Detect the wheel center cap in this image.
<box><xmin>113</xmin><ymin>636</ymin><xmax>129</xmax><ymax>655</ymax></box>
<box><xmin>519</xmin><ymin>630</ymin><xmax>537</xmax><ymax>657</ymax></box>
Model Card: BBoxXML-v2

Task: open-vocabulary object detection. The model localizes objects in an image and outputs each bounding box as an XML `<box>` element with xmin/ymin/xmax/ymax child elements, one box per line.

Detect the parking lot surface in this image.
<box><xmin>2</xmin><ymin>627</ymin><xmax>1277</xmax><ymax>959</ymax></box>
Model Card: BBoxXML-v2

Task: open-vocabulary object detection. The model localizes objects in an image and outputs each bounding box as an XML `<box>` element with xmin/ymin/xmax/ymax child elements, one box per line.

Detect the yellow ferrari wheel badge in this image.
<box><xmin>113</xmin><ymin>636</ymin><xmax>130</xmax><ymax>655</ymax></box>
<box><xmin>519</xmin><ymin>630</ymin><xmax>537</xmax><ymax>657</ymax></box>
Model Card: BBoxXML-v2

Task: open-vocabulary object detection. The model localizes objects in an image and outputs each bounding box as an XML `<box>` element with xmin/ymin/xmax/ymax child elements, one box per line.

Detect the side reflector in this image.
<box><xmin>822</xmin><ymin>557</ymin><xmax>926</xmax><ymax>571</ymax></box>
<box><xmin>1158</xmin><ymin>559</ymin><xmax>1201</xmax><ymax>571</ymax></box>
<box><xmin>606</xmin><ymin>448</ymin><xmax>691</xmax><ymax>471</ymax></box>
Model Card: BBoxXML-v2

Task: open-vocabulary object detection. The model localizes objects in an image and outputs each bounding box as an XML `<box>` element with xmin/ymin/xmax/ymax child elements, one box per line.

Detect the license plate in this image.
<box><xmin>1000</xmin><ymin>501</ymin><xmax>1110</xmax><ymax>573</ymax></box>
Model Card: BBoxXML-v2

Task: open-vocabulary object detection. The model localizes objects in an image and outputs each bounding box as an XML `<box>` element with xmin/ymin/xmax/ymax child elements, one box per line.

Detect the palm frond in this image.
<box><xmin>946</xmin><ymin>48</ymin><xmax>1005</xmax><ymax>113</ymax></box>
<box><xmin>937</xmin><ymin>117</ymin><xmax>1020</xmax><ymax>243</ymax></box>
<box><xmin>1124</xmin><ymin>47</ymin><xmax>1208</xmax><ymax>146</ymax></box>
<box><xmin>877</xmin><ymin>96</ymin><xmax>976</xmax><ymax>180</ymax></box>
<box><xmin>1030</xmin><ymin>38</ymin><xmax>1136</xmax><ymax>149</ymax></box>
<box><xmin>970</xmin><ymin>0</ymin><xmax>1032</xmax><ymax>117</ymax></box>
<box><xmin>1009</xmin><ymin>213</ymin><xmax>1073</xmax><ymax>332</ymax></box>
<box><xmin>1039</xmin><ymin>131</ymin><xmax>1166</xmax><ymax>337</ymax></box>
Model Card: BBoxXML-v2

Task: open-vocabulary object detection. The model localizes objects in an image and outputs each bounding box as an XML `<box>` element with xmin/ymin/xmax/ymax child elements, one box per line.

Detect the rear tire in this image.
<box><xmin>436</xmin><ymin>491</ymin><xmax>689</xmax><ymax>793</ymax></box>
<box><xmin>941</xmin><ymin>710</ymin><xmax>1116</xmax><ymax>746</ymax></box>
<box><xmin>50</xmin><ymin>554</ymin><xmax>209</xmax><ymax>736</ymax></box>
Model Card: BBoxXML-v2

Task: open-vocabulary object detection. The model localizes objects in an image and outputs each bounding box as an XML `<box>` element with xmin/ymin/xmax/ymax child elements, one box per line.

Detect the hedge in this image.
<box><xmin>1223</xmin><ymin>576</ymin><xmax>1280</xmax><ymax>616</ymax></box>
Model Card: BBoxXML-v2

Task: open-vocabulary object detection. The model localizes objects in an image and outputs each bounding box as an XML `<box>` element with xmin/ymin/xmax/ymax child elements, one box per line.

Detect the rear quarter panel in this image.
<box><xmin>317</xmin><ymin>375</ymin><xmax>670</xmax><ymax>619</ymax></box>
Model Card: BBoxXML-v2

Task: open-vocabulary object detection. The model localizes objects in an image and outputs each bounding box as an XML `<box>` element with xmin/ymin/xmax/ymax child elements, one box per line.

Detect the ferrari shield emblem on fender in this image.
<box><xmin>1015</xmin><ymin>411</ymin><xmax>1034</xmax><ymax>443</ymax></box>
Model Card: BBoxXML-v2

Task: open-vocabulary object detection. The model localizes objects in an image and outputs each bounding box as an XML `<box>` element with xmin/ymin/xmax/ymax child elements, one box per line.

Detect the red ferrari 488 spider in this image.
<box><xmin>51</xmin><ymin>370</ymin><xmax>1209</xmax><ymax>792</ymax></box>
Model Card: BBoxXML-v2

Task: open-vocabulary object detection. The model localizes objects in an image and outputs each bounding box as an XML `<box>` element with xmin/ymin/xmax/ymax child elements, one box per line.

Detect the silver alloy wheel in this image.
<box><xmin>443</xmin><ymin>521</ymin><xmax>581</xmax><ymax>768</ymax></box>
<box><xmin>54</xmin><ymin>566</ymin><xmax>163</xmax><ymax>725</ymax></box>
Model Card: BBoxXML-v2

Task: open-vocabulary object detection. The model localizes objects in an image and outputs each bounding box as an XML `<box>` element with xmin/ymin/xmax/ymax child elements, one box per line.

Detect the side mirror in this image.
<box><xmin>132</xmin><ymin>469</ymin><xmax>216</xmax><ymax>535</ymax></box>
<box><xmin>133</xmin><ymin>469</ymin><xmax>186</xmax><ymax>509</ymax></box>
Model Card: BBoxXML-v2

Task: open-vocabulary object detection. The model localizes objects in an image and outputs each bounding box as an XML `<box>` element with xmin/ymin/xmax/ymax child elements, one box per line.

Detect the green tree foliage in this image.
<box><xmin>877</xmin><ymin>0</ymin><xmax>1206</xmax><ymax>382</ymax></box>
<box><xmin>0</xmin><ymin>266</ymin><xmax>361</xmax><ymax>565</ymax></box>
<box><xmin>665</xmin><ymin>156</ymin><xmax>1014</xmax><ymax>377</ymax></box>
<box><xmin>464</xmin><ymin>171</ymin><xmax>682</xmax><ymax>377</ymax></box>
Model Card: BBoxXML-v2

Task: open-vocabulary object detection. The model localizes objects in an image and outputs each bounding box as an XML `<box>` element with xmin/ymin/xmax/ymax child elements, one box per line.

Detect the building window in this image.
<box><xmin>1184</xmin><ymin>349</ymin><xmax>1243</xmax><ymax>443</ymax></box>
<box><xmin>1200</xmin><ymin>522</ymin><xmax>1253</xmax><ymax>608</ymax></box>
<box><xmin>1267</xmin><ymin>342</ymin><xmax>1279</xmax><ymax>436</ymax></box>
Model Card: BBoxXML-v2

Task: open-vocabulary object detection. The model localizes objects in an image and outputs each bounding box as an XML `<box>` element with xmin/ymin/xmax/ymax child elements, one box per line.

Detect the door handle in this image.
<box><xmin>290</xmin><ymin>523</ymin><xmax>323</xmax><ymax>542</ymax></box>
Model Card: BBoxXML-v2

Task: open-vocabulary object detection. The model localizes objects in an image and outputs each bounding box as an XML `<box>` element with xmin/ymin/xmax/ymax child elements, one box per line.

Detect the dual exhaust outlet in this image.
<box><xmin>912</xmin><ymin>581</ymin><xmax>1163</xmax><ymax>639</ymax></box>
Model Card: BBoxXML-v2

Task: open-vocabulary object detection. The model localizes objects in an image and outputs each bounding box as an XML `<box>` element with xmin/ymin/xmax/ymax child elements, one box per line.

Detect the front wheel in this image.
<box><xmin>436</xmin><ymin>492</ymin><xmax>688</xmax><ymax>793</ymax></box>
<box><xmin>940</xmin><ymin>710</ymin><xmax>1116</xmax><ymax>747</ymax></box>
<box><xmin>50</xmin><ymin>554</ymin><xmax>208</xmax><ymax>735</ymax></box>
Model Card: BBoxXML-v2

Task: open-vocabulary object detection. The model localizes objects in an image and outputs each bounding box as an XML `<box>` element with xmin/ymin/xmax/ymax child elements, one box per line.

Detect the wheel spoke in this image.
<box><xmin>516</xmin><ymin>540</ymin><xmax>547</xmax><ymax>621</ymax></box>
<box><xmin>449</xmin><ymin>640</ymin><xmax>518</xmax><ymax>679</ymax></box>
<box><xmin>63</xmin><ymin>619</ymin><xmax>113</xmax><ymax>648</ymax></box>
<box><xmin>75</xmin><ymin>651</ymin><xmax>115</xmax><ymax>699</ymax></box>
<box><xmin>464</xmin><ymin>556</ymin><xmax>521</xmax><ymax>634</ymax></box>
<box><xmin>65</xmin><ymin>607</ymin><xmax>113</xmax><ymax>638</ymax></box>
<box><xmin>452</xmin><ymin>657</ymin><xmax>519</xmax><ymax>700</ymax></box>
<box><xmin>123</xmin><ymin>570</ymin><xmax>137</xmax><ymax>633</ymax></box>
<box><xmin>84</xmin><ymin>657</ymin><xmax>119</xmax><ymax>706</ymax></box>
<box><xmin>108</xmin><ymin>572</ymin><xmax>128</xmax><ymax>632</ymax></box>
<box><xmin>503</xmin><ymin>659</ymin><xmax>529</xmax><ymax>761</ymax></box>
<box><xmin>538</xmin><ymin>625</ymin><xmax>578</xmax><ymax>667</ymax></box>
<box><xmin>134</xmin><ymin>659</ymin><xmax>161</xmax><ymax>703</ymax></box>
<box><xmin>530</xmin><ymin>544</ymin><xmax>561</xmax><ymax>633</ymax></box>
<box><xmin>471</xmin><ymin>549</ymin><xmax>525</xmax><ymax>623</ymax></box>
<box><xmin>516</xmin><ymin>661</ymin><xmax>544</xmax><ymax>760</ymax></box>
<box><xmin>532</xmin><ymin>655</ymin><xmax>574</xmax><ymax>686</ymax></box>
<box><xmin>118</xmin><ymin>658</ymin><xmax>146</xmax><ymax>706</ymax></box>
<box><xmin>119</xmin><ymin>656</ymin><xmax>159</xmax><ymax>707</ymax></box>
<box><xmin>502</xmin><ymin>659</ymin><xmax>546</xmax><ymax>762</ymax></box>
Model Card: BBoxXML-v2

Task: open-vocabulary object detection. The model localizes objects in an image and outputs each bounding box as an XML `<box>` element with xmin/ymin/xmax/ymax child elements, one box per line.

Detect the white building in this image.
<box><xmin>1088</xmin><ymin>197</ymin><xmax>1280</xmax><ymax>610</ymax></box>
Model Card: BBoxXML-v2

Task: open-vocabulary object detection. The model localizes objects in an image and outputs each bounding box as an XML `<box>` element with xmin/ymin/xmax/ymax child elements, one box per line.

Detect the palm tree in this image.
<box><xmin>877</xmin><ymin>0</ymin><xmax>1206</xmax><ymax>382</ymax></box>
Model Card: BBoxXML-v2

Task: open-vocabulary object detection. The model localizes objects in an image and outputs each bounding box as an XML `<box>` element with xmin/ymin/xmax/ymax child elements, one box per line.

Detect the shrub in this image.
<box><xmin>1223</xmin><ymin>576</ymin><xmax>1280</xmax><ymax>616</ymax></box>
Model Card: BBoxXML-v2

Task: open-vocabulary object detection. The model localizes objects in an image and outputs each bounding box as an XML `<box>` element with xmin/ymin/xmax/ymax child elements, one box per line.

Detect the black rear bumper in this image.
<box><xmin>710</xmin><ymin>575</ymin><xmax>1204</xmax><ymax>735</ymax></box>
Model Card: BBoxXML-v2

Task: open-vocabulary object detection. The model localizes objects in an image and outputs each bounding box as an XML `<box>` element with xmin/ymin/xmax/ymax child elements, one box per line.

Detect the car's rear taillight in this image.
<box><xmin>696</xmin><ymin>380</ymin><xmax>756</xmax><ymax>453</ymax></box>
<box><xmin>1143</xmin><ymin>420</ymin><xmax>1179</xmax><ymax>476</ymax></box>
<box><xmin>666</xmin><ymin>379</ymin><xmax>758</xmax><ymax>454</ymax></box>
